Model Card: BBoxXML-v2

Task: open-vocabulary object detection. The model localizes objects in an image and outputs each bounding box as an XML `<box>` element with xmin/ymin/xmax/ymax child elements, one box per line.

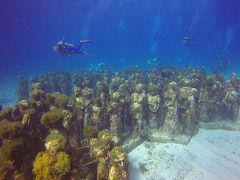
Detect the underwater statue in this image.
<box><xmin>108</xmin><ymin>92</ymin><xmax>122</xmax><ymax>137</ymax></box>
<box><xmin>81</xmin><ymin>81</ymin><xmax>94</xmax><ymax>126</ymax></box>
<box><xmin>162</xmin><ymin>82</ymin><xmax>179</xmax><ymax>135</ymax></box>
<box><xmin>96</xmin><ymin>81</ymin><xmax>110</xmax><ymax>130</ymax></box>
<box><xmin>179</xmin><ymin>87</ymin><xmax>198</xmax><ymax>136</ymax></box>
<box><xmin>130</xmin><ymin>83</ymin><xmax>147</xmax><ymax>138</ymax></box>
<box><xmin>53</xmin><ymin>40</ymin><xmax>91</xmax><ymax>58</ymax></box>
<box><xmin>223</xmin><ymin>73</ymin><xmax>240</xmax><ymax>121</ymax></box>
<box><xmin>147</xmin><ymin>84</ymin><xmax>160</xmax><ymax>129</ymax></box>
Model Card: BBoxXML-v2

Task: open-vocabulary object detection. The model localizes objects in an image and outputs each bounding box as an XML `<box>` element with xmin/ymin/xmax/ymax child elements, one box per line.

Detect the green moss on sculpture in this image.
<box><xmin>22</xmin><ymin>108</ymin><xmax>41</xmax><ymax>125</ymax></box>
<box><xmin>108</xmin><ymin>146</ymin><xmax>129</xmax><ymax>180</ymax></box>
<box><xmin>68</xmin><ymin>94</ymin><xmax>75</xmax><ymax>107</ymax></box>
<box><xmin>97</xmin><ymin>81</ymin><xmax>109</xmax><ymax>95</ymax></box>
<box><xmin>91</xmin><ymin>130</ymin><xmax>113</xmax><ymax>157</ymax></box>
<box><xmin>135</xmin><ymin>83</ymin><xmax>144</xmax><ymax>93</ymax></box>
<box><xmin>45</xmin><ymin>93</ymin><xmax>56</xmax><ymax>106</ymax></box>
<box><xmin>0</xmin><ymin>120</ymin><xmax>24</xmax><ymax>140</ymax></box>
<box><xmin>0</xmin><ymin>138</ymin><xmax>25</xmax><ymax>161</ymax></box>
<box><xmin>89</xmin><ymin>130</ymin><xmax>114</xmax><ymax>159</ymax></box>
<box><xmin>109</xmin><ymin>146</ymin><xmax>128</xmax><ymax>167</ymax></box>
<box><xmin>0</xmin><ymin>163</ymin><xmax>12</xmax><ymax>180</ymax></box>
<box><xmin>11</xmin><ymin>105</ymin><xmax>23</xmax><ymax>122</ymax></box>
<box><xmin>108</xmin><ymin>165</ymin><xmax>129</xmax><ymax>180</ymax></box>
<box><xmin>55</xmin><ymin>94</ymin><xmax>68</xmax><ymax>108</ymax></box>
<box><xmin>84</xmin><ymin>125</ymin><xmax>97</xmax><ymax>139</ymax></box>
<box><xmin>148</xmin><ymin>83</ymin><xmax>159</xmax><ymax>95</ymax></box>
<box><xmin>31</xmin><ymin>89</ymin><xmax>45</xmax><ymax>101</ymax></box>
<box><xmin>112</xmin><ymin>92</ymin><xmax>121</xmax><ymax>102</ymax></box>
<box><xmin>33</xmin><ymin>151</ymin><xmax>70</xmax><ymax>180</ymax></box>
<box><xmin>0</xmin><ymin>108</ymin><xmax>12</xmax><ymax>121</ymax></box>
<box><xmin>205</xmin><ymin>75</ymin><xmax>215</xmax><ymax>87</ymax></box>
<box><xmin>45</xmin><ymin>130</ymin><xmax>67</xmax><ymax>154</ymax></box>
<box><xmin>97</xmin><ymin>129</ymin><xmax>111</xmax><ymax>142</ymax></box>
<box><xmin>40</xmin><ymin>109</ymin><xmax>64</xmax><ymax>129</ymax></box>
<box><xmin>33</xmin><ymin>152</ymin><xmax>54</xmax><ymax>180</ymax></box>
<box><xmin>94</xmin><ymin>97</ymin><xmax>102</xmax><ymax>106</ymax></box>
<box><xmin>52</xmin><ymin>152</ymin><xmax>71</xmax><ymax>177</ymax></box>
<box><xmin>0</xmin><ymin>137</ymin><xmax>27</xmax><ymax>180</ymax></box>
<box><xmin>25</xmin><ymin>107</ymin><xmax>37</xmax><ymax>116</ymax></box>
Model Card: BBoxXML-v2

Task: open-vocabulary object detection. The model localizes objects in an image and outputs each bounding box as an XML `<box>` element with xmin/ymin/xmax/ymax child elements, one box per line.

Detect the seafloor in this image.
<box><xmin>129</xmin><ymin>129</ymin><xmax>240</xmax><ymax>180</ymax></box>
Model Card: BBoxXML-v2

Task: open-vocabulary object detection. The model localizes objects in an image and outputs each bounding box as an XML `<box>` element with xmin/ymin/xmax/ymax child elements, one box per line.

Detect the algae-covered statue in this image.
<box><xmin>95</xmin><ymin>81</ymin><xmax>110</xmax><ymax>130</ymax></box>
<box><xmin>130</xmin><ymin>83</ymin><xmax>147</xmax><ymax>138</ymax></box>
<box><xmin>147</xmin><ymin>83</ymin><xmax>160</xmax><ymax>129</ymax></box>
<box><xmin>81</xmin><ymin>80</ymin><xmax>94</xmax><ymax>126</ymax></box>
<box><xmin>108</xmin><ymin>92</ymin><xmax>122</xmax><ymax>137</ymax></box>
<box><xmin>223</xmin><ymin>73</ymin><xmax>240</xmax><ymax>121</ymax></box>
<box><xmin>179</xmin><ymin>87</ymin><xmax>198</xmax><ymax>136</ymax></box>
<box><xmin>109</xmin><ymin>72</ymin><xmax>124</xmax><ymax>96</ymax></box>
<box><xmin>162</xmin><ymin>81</ymin><xmax>179</xmax><ymax>135</ymax></box>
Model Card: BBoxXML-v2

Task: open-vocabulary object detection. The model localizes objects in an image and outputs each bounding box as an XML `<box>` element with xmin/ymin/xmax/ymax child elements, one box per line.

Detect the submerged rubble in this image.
<box><xmin>1</xmin><ymin>65</ymin><xmax>240</xmax><ymax>179</ymax></box>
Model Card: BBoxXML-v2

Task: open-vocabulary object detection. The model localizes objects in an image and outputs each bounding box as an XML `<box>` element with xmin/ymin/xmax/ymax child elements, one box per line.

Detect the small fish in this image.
<box><xmin>152</xmin><ymin>57</ymin><xmax>158</xmax><ymax>62</ymax></box>
<box><xmin>89</xmin><ymin>62</ymin><xmax>104</xmax><ymax>70</ymax></box>
<box><xmin>88</xmin><ymin>64</ymin><xmax>95</xmax><ymax>70</ymax></box>
<box><xmin>147</xmin><ymin>57</ymin><xmax>158</xmax><ymax>65</ymax></box>
<box><xmin>97</xmin><ymin>62</ymin><xmax>104</xmax><ymax>67</ymax></box>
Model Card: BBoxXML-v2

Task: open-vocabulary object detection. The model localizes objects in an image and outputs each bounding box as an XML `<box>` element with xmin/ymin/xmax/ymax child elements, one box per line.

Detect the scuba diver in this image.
<box><xmin>53</xmin><ymin>40</ymin><xmax>91</xmax><ymax>58</ymax></box>
<box><xmin>182</xmin><ymin>37</ymin><xmax>194</xmax><ymax>48</ymax></box>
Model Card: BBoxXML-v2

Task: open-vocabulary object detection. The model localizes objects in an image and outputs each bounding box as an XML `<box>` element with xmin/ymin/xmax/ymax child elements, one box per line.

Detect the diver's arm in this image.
<box><xmin>64</xmin><ymin>42</ymin><xmax>75</xmax><ymax>47</ymax></box>
<box><xmin>71</xmin><ymin>40</ymin><xmax>91</xmax><ymax>53</ymax></box>
<box><xmin>80</xmin><ymin>40</ymin><xmax>91</xmax><ymax>43</ymax></box>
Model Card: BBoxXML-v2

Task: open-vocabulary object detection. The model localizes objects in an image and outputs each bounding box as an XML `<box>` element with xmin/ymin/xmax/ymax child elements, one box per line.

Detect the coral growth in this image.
<box><xmin>0</xmin><ymin>120</ymin><xmax>24</xmax><ymax>140</ymax></box>
<box><xmin>84</xmin><ymin>125</ymin><xmax>97</xmax><ymax>139</ymax></box>
<box><xmin>45</xmin><ymin>130</ymin><xmax>67</xmax><ymax>154</ymax></box>
<box><xmin>33</xmin><ymin>151</ymin><xmax>70</xmax><ymax>180</ymax></box>
<box><xmin>41</xmin><ymin>109</ymin><xmax>64</xmax><ymax>129</ymax></box>
<box><xmin>55</xmin><ymin>94</ymin><xmax>68</xmax><ymax>108</ymax></box>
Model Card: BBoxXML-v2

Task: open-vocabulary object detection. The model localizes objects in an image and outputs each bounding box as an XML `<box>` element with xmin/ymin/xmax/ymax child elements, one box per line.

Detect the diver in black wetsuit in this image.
<box><xmin>182</xmin><ymin>37</ymin><xmax>194</xmax><ymax>48</ymax></box>
<box><xmin>53</xmin><ymin>40</ymin><xmax>91</xmax><ymax>58</ymax></box>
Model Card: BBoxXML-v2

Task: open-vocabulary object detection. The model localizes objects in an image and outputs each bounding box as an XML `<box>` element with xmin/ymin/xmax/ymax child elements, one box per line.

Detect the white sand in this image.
<box><xmin>129</xmin><ymin>129</ymin><xmax>240</xmax><ymax>180</ymax></box>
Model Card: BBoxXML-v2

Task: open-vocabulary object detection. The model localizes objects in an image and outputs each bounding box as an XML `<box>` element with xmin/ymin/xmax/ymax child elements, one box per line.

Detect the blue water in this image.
<box><xmin>0</xmin><ymin>0</ymin><xmax>240</xmax><ymax>78</ymax></box>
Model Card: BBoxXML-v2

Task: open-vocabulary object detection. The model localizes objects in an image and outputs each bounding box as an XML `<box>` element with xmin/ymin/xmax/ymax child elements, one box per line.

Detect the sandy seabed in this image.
<box><xmin>129</xmin><ymin>129</ymin><xmax>240</xmax><ymax>180</ymax></box>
